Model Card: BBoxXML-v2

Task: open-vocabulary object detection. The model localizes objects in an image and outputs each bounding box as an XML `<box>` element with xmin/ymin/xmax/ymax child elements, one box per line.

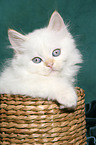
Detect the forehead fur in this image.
<box><xmin>23</xmin><ymin>27</ymin><xmax>72</xmax><ymax>58</ymax></box>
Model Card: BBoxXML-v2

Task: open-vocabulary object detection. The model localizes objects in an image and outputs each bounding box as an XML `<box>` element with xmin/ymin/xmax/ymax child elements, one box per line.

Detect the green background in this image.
<box><xmin>0</xmin><ymin>0</ymin><xmax>96</xmax><ymax>103</ymax></box>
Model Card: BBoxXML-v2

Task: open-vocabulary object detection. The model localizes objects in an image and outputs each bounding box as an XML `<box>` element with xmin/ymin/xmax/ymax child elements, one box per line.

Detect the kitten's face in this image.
<box><xmin>8</xmin><ymin>11</ymin><xmax>81</xmax><ymax>77</ymax></box>
<box><xmin>20</xmin><ymin>29</ymin><xmax>72</xmax><ymax>76</ymax></box>
<box><xmin>25</xmin><ymin>40</ymin><xmax>62</xmax><ymax>76</ymax></box>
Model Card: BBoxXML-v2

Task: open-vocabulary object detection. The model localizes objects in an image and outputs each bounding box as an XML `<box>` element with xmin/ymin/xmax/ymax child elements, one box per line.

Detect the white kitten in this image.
<box><xmin>0</xmin><ymin>11</ymin><xmax>82</xmax><ymax>108</ymax></box>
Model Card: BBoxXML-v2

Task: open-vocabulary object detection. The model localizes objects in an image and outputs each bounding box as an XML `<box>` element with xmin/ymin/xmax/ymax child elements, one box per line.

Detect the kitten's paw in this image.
<box><xmin>56</xmin><ymin>88</ymin><xmax>77</xmax><ymax>109</ymax></box>
<box><xmin>59</xmin><ymin>105</ymin><xmax>65</xmax><ymax>109</ymax></box>
<box><xmin>59</xmin><ymin>104</ymin><xmax>76</xmax><ymax>110</ymax></box>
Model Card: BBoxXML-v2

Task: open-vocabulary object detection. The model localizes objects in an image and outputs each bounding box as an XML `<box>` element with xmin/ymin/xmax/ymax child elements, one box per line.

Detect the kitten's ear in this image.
<box><xmin>8</xmin><ymin>29</ymin><xmax>27</xmax><ymax>52</ymax></box>
<box><xmin>48</xmin><ymin>11</ymin><xmax>66</xmax><ymax>31</ymax></box>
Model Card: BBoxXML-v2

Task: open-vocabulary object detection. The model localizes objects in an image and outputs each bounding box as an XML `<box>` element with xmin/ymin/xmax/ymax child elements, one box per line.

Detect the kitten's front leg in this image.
<box><xmin>55</xmin><ymin>84</ymin><xmax>77</xmax><ymax>109</ymax></box>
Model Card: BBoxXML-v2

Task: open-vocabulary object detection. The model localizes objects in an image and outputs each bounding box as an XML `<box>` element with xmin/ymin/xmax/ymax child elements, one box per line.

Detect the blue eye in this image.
<box><xmin>32</xmin><ymin>57</ymin><xmax>42</xmax><ymax>64</ymax></box>
<box><xmin>52</xmin><ymin>49</ymin><xmax>61</xmax><ymax>57</ymax></box>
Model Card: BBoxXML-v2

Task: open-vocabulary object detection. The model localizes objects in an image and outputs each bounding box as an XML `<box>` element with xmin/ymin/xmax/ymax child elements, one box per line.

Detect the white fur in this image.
<box><xmin>0</xmin><ymin>11</ymin><xmax>82</xmax><ymax>108</ymax></box>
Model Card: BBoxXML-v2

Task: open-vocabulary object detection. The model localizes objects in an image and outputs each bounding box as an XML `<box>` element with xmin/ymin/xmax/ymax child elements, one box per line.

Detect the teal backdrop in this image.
<box><xmin>0</xmin><ymin>0</ymin><xmax>96</xmax><ymax>103</ymax></box>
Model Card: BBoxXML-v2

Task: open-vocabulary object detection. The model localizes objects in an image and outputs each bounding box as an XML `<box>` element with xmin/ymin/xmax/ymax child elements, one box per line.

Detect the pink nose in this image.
<box><xmin>44</xmin><ymin>59</ymin><xmax>54</xmax><ymax>68</ymax></box>
<box><xmin>47</xmin><ymin>62</ymin><xmax>53</xmax><ymax>68</ymax></box>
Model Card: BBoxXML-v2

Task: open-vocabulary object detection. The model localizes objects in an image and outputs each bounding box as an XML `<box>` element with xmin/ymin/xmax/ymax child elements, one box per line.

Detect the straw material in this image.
<box><xmin>0</xmin><ymin>87</ymin><xmax>86</xmax><ymax>145</ymax></box>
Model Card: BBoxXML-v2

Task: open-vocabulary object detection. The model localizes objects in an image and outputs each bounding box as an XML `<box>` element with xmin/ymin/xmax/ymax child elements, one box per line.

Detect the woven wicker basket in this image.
<box><xmin>0</xmin><ymin>87</ymin><xmax>86</xmax><ymax>145</ymax></box>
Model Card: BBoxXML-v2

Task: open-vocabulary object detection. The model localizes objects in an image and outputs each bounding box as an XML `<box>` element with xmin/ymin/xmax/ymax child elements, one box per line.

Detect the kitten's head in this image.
<box><xmin>8</xmin><ymin>11</ymin><xmax>82</xmax><ymax>78</ymax></box>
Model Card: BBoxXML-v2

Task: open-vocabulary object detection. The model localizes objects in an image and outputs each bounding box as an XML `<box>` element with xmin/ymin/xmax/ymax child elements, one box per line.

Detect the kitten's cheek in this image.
<box><xmin>53</xmin><ymin>63</ymin><xmax>63</xmax><ymax>71</ymax></box>
<box><xmin>41</xmin><ymin>67</ymin><xmax>51</xmax><ymax>76</ymax></box>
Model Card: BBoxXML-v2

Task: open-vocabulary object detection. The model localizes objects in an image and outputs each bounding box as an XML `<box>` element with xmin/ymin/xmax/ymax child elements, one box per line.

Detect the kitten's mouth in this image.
<box><xmin>50</xmin><ymin>67</ymin><xmax>64</xmax><ymax>75</ymax></box>
<box><xmin>42</xmin><ymin>68</ymin><xmax>60</xmax><ymax>77</ymax></box>
<box><xmin>49</xmin><ymin>67</ymin><xmax>59</xmax><ymax>73</ymax></box>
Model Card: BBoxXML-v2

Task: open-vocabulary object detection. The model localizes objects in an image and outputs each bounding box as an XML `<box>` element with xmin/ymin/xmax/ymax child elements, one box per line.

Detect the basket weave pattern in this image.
<box><xmin>0</xmin><ymin>87</ymin><xmax>86</xmax><ymax>145</ymax></box>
